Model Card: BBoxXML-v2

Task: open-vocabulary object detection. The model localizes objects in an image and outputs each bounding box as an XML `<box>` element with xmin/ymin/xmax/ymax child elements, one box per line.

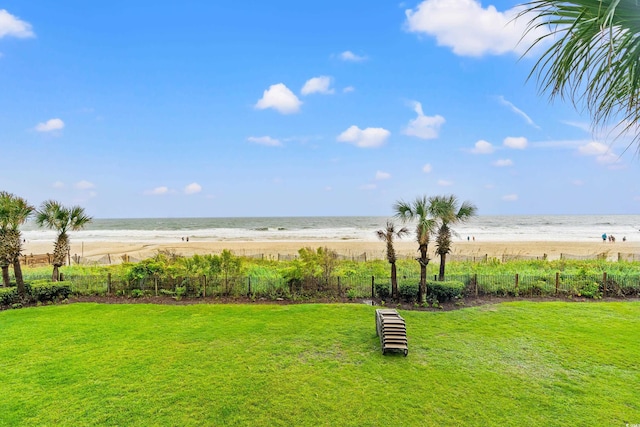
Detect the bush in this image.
<box><xmin>28</xmin><ymin>281</ymin><xmax>72</xmax><ymax>303</ymax></box>
<box><xmin>0</xmin><ymin>287</ymin><xmax>18</xmax><ymax>306</ymax></box>
<box><xmin>428</xmin><ymin>280</ymin><xmax>465</xmax><ymax>302</ymax></box>
<box><xmin>576</xmin><ymin>280</ymin><xmax>601</xmax><ymax>299</ymax></box>
<box><xmin>398</xmin><ymin>283</ymin><xmax>419</xmax><ymax>302</ymax></box>
<box><xmin>374</xmin><ymin>282</ymin><xmax>391</xmax><ymax>300</ymax></box>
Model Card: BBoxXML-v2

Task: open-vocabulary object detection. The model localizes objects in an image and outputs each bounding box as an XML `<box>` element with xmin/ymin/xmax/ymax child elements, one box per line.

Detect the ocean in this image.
<box><xmin>19</xmin><ymin>215</ymin><xmax>640</xmax><ymax>244</ymax></box>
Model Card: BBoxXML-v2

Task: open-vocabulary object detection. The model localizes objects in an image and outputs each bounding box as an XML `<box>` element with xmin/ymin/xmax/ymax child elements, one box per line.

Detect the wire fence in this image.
<box><xmin>19</xmin><ymin>271</ymin><xmax>640</xmax><ymax>301</ymax></box>
<box><xmin>21</xmin><ymin>251</ymin><xmax>640</xmax><ymax>266</ymax></box>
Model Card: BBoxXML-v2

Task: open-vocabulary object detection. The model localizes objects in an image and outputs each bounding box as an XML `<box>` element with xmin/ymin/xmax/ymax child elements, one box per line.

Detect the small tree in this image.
<box><xmin>394</xmin><ymin>196</ymin><xmax>437</xmax><ymax>303</ymax></box>
<box><xmin>0</xmin><ymin>192</ymin><xmax>34</xmax><ymax>294</ymax></box>
<box><xmin>429</xmin><ymin>195</ymin><xmax>477</xmax><ymax>281</ymax></box>
<box><xmin>376</xmin><ymin>220</ymin><xmax>409</xmax><ymax>300</ymax></box>
<box><xmin>35</xmin><ymin>200</ymin><xmax>92</xmax><ymax>282</ymax></box>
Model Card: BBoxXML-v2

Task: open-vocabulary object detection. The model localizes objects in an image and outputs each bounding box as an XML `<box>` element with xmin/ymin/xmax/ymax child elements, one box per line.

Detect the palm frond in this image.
<box><xmin>521</xmin><ymin>0</ymin><xmax>640</xmax><ymax>148</ymax></box>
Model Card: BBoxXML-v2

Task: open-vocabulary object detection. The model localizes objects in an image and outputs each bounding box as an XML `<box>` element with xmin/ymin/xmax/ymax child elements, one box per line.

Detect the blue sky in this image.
<box><xmin>1</xmin><ymin>1</ymin><xmax>638</xmax><ymax>218</ymax></box>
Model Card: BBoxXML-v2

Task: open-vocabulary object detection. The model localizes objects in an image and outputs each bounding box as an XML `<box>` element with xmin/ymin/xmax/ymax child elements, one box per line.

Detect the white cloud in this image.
<box><xmin>337</xmin><ymin>125</ymin><xmax>391</xmax><ymax>148</ymax></box>
<box><xmin>493</xmin><ymin>159</ymin><xmax>513</xmax><ymax>167</ymax></box>
<box><xmin>562</xmin><ymin>120</ymin><xmax>591</xmax><ymax>133</ymax></box>
<box><xmin>503</xmin><ymin>136</ymin><xmax>528</xmax><ymax>149</ymax></box>
<box><xmin>471</xmin><ymin>140</ymin><xmax>494</xmax><ymax>154</ymax></box>
<box><xmin>422</xmin><ymin>163</ymin><xmax>432</xmax><ymax>173</ymax></box>
<box><xmin>146</xmin><ymin>186</ymin><xmax>170</xmax><ymax>196</ymax></box>
<box><xmin>437</xmin><ymin>179</ymin><xmax>453</xmax><ymax>186</ymax></box>
<box><xmin>255</xmin><ymin>83</ymin><xmax>302</xmax><ymax>114</ymax></box>
<box><xmin>52</xmin><ymin>181</ymin><xmax>64</xmax><ymax>189</ymax></box>
<box><xmin>403</xmin><ymin>101</ymin><xmax>445</xmax><ymax>139</ymax></box>
<box><xmin>248</xmin><ymin>136</ymin><xmax>282</xmax><ymax>147</ymax></box>
<box><xmin>375</xmin><ymin>171</ymin><xmax>391</xmax><ymax>180</ymax></box>
<box><xmin>184</xmin><ymin>182</ymin><xmax>202</xmax><ymax>195</ymax></box>
<box><xmin>35</xmin><ymin>118</ymin><xmax>64</xmax><ymax>132</ymax></box>
<box><xmin>498</xmin><ymin>96</ymin><xmax>540</xmax><ymax>129</ymax></box>
<box><xmin>339</xmin><ymin>51</ymin><xmax>367</xmax><ymax>62</ymax></box>
<box><xmin>301</xmin><ymin>76</ymin><xmax>334</xmax><ymax>95</ymax></box>
<box><xmin>75</xmin><ymin>180</ymin><xmax>95</xmax><ymax>190</ymax></box>
<box><xmin>404</xmin><ymin>0</ymin><xmax>548</xmax><ymax>57</ymax></box>
<box><xmin>577</xmin><ymin>141</ymin><xmax>622</xmax><ymax>164</ymax></box>
<box><xmin>0</xmin><ymin>10</ymin><xmax>35</xmax><ymax>39</ymax></box>
<box><xmin>578</xmin><ymin>141</ymin><xmax>609</xmax><ymax>156</ymax></box>
<box><xmin>502</xmin><ymin>194</ymin><xmax>518</xmax><ymax>201</ymax></box>
<box><xmin>343</xmin><ymin>86</ymin><xmax>355</xmax><ymax>93</ymax></box>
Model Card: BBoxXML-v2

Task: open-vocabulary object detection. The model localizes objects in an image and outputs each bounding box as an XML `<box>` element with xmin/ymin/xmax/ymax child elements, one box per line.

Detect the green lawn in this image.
<box><xmin>0</xmin><ymin>301</ymin><xmax>638</xmax><ymax>426</ymax></box>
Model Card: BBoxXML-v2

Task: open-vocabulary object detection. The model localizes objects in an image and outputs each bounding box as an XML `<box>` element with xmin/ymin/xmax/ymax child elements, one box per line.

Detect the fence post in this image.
<box><xmin>203</xmin><ymin>275</ymin><xmax>207</xmax><ymax>298</ymax></box>
<box><xmin>107</xmin><ymin>273</ymin><xmax>112</xmax><ymax>295</ymax></box>
<box><xmin>555</xmin><ymin>272</ymin><xmax>559</xmax><ymax>295</ymax></box>
<box><xmin>371</xmin><ymin>276</ymin><xmax>375</xmax><ymax>299</ymax></box>
<box><xmin>474</xmin><ymin>273</ymin><xmax>478</xmax><ymax>297</ymax></box>
<box><xmin>154</xmin><ymin>276</ymin><xmax>158</xmax><ymax>296</ymax></box>
<box><xmin>59</xmin><ymin>272</ymin><xmax>64</xmax><ymax>282</ymax></box>
<box><xmin>602</xmin><ymin>272</ymin><xmax>607</xmax><ymax>298</ymax></box>
<box><xmin>337</xmin><ymin>276</ymin><xmax>341</xmax><ymax>296</ymax></box>
<box><xmin>248</xmin><ymin>277</ymin><xmax>252</xmax><ymax>297</ymax></box>
<box><xmin>515</xmin><ymin>273</ymin><xmax>519</xmax><ymax>294</ymax></box>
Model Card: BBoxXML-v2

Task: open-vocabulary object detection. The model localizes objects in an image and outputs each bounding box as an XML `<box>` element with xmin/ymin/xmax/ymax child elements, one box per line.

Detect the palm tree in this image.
<box><xmin>394</xmin><ymin>196</ymin><xmax>437</xmax><ymax>303</ymax></box>
<box><xmin>429</xmin><ymin>195</ymin><xmax>477</xmax><ymax>281</ymax></box>
<box><xmin>0</xmin><ymin>192</ymin><xmax>15</xmax><ymax>288</ymax></box>
<box><xmin>0</xmin><ymin>192</ymin><xmax>34</xmax><ymax>294</ymax></box>
<box><xmin>520</xmin><ymin>0</ymin><xmax>640</xmax><ymax>148</ymax></box>
<box><xmin>35</xmin><ymin>200</ymin><xmax>92</xmax><ymax>282</ymax></box>
<box><xmin>376</xmin><ymin>220</ymin><xmax>409</xmax><ymax>300</ymax></box>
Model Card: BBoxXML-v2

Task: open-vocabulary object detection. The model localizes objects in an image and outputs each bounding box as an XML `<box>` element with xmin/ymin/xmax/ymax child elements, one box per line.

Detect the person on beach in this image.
<box><xmin>602</xmin><ymin>233</ymin><xmax>607</xmax><ymax>242</ymax></box>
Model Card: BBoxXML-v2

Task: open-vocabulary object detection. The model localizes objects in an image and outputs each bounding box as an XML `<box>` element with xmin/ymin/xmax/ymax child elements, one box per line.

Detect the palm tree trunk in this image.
<box><xmin>13</xmin><ymin>258</ymin><xmax>25</xmax><ymax>296</ymax></box>
<box><xmin>1</xmin><ymin>265</ymin><xmax>10</xmax><ymax>287</ymax></box>
<box><xmin>419</xmin><ymin>262</ymin><xmax>426</xmax><ymax>303</ymax></box>
<box><xmin>52</xmin><ymin>233</ymin><xmax>69</xmax><ymax>282</ymax></box>
<box><xmin>439</xmin><ymin>253</ymin><xmax>447</xmax><ymax>281</ymax></box>
<box><xmin>391</xmin><ymin>262</ymin><xmax>398</xmax><ymax>300</ymax></box>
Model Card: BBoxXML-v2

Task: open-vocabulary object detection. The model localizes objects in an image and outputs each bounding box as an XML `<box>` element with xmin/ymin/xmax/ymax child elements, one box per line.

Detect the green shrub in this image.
<box><xmin>374</xmin><ymin>282</ymin><xmax>390</xmax><ymax>300</ymax></box>
<box><xmin>28</xmin><ymin>281</ymin><xmax>72</xmax><ymax>303</ymax></box>
<box><xmin>428</xmin><ymin>280</ymin><xmax>465</xmax><ymax>302</ymax></box>
<box><xmin>398</xmin><ymin>283</ymin><xmax>419</xmax><ymax>302</ymax></box>
<box><xmin>0</xmin><ymin>287</ymin><xmax>18</xmax><ymax>306</ymax></box>
<box><xmin>130</xmin><ymin>289</ymin><xmax>144</xmax><ymax>298</ymax></box>
<box><xmin>175</xmin><ymin>286</ymin><xmax>187</xmax><ymax>300</ymax></box>
<box><xmin>576</xmin><ymin>280</ymin><xmax>601</xmax><ymax>299</ymax></box>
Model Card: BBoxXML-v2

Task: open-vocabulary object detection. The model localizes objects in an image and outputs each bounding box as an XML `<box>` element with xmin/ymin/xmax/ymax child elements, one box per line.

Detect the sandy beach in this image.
<box><xmin>21</xmin><ymin>239</ymin><xmax>640</xmax><ymax>263</ymax></box>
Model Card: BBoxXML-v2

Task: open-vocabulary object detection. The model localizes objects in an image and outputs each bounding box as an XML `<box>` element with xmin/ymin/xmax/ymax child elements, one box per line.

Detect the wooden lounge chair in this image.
<box><xmin>375</xmin><ymin>309</ymin><xmax>408</xmax><ymax>356</ymax></box>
